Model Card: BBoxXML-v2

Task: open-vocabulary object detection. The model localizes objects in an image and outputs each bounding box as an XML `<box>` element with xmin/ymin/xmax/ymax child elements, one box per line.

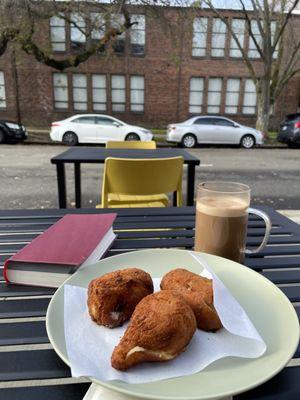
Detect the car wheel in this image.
<box><xmin>63</xmin><ymin>131</ymin><xmax>78</xmax><ymax>146</ymax></box>
<box><xmin>0</xmin><ymin>129</ymin><xmax>5</xmax><ymax>144</ymax></box>
<box><xmin>182</xmin><ymin>134</ymin><xmax>197</xmax><ymax>148</ymax></box>
<box><xmin>240</xmin><ymin>135</ymin><xmax>255</xmax><ymax>149</ymax></box>
<box><xmin>125</xmin><ymin>133</ymin><xmax>140</xmax><ymax>141</ymax></box>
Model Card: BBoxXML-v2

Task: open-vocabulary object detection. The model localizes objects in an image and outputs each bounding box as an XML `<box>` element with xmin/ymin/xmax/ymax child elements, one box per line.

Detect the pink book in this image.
<box><xmin>4</xmin><ymin>213</ymin><xmax>117</xmax><ymax>288</ymax></box>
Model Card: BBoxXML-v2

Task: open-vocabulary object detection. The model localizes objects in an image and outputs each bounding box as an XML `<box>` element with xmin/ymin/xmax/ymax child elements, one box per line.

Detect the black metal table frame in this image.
<box><xmin>51</xmin><ymin>147</ymin><xmax>200</xmax><ymax>208</ymax></box>
<box><xmin>0</xmin><ymin>206</ymin><xmax>300</xmax><ymax>400</ymax></box>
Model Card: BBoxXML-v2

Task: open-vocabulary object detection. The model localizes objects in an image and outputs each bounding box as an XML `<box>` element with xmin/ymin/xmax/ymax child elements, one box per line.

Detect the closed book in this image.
<box><xmin>4</xmin><ymin>213</ymin><xmax>117</xmax><ymax>288</ymax></box>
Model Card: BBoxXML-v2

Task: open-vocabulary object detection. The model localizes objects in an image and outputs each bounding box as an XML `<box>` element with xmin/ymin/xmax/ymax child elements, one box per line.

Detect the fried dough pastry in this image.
<box><xmin>160</xmin><ymin>268</ymin><xmax>222</xmax><ymax>332</ymax></box>
<box><xmin>87</xmin><ymin>268</ymin><xmax>153</xmax><ymax>328</ymax></box>
<box><xmin>111</xmin><ymin>290</ymin><xmax>197</xmax><ymax>370</ymax></box>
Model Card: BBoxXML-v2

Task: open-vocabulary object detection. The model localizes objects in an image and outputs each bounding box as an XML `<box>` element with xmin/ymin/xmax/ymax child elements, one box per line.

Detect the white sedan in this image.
<box><xmin>166</xmin><ymin>116</ymin><xmax>264</xmax><ymax>148</ymax></box>
<box><xmin>50</xmin><ymin>114</ymin><xmax>153</xmax><ymax>145</ymax></box>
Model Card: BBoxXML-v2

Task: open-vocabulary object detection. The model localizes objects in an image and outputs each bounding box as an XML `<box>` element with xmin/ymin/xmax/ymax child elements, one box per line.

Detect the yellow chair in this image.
<box><xmin>106</xmin><ymin>141</ymin><xmax>156</xmax><ymax>149</ymax></box>
<box><xmin>97</xmin><ymin>157</ymin><xmax>183</xmax><ymax>208</ymax></box>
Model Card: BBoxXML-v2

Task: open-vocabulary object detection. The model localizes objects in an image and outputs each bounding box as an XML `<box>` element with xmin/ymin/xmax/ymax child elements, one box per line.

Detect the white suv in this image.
<box><xmin>50</xmin><ymin>114</ymin><xmax>153</xmax><ymax>145</ymax></box>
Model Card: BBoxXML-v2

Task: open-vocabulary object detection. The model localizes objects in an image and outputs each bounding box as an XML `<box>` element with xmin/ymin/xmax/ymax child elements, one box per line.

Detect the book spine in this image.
<box><xmin>3</xmin><ymin>259</ymin><xmax>10</xmax><ymax>283</ymax></box>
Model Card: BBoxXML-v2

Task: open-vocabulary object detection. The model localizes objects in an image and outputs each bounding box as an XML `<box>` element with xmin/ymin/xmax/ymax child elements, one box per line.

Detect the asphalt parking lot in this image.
<box><xmin>0</xmin><ymin>145</ymin><xmax>299</xmax><ymax>210</ymax></box>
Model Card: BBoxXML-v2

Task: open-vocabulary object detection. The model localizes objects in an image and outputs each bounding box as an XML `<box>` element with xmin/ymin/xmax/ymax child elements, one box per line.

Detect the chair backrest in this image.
<box><xmin>101</xmin><ymin>157</ymin><xmax>184</xmax><ymax>207</ymax></box>
<box><xmin>105</xmin><ymin>141</ymin><xmax>156</xmax><ymax>149</ymax></box>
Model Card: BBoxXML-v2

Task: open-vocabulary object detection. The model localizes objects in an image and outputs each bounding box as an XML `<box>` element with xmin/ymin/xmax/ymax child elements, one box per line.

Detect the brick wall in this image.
<box><xmin>0</xmin><ymin>6</ymin><xmax>299</xmax><ymax>130</ymax></box>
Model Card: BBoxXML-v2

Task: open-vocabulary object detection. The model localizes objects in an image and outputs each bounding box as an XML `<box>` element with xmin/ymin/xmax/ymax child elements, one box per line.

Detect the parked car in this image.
<box><xmin>0</xmin><ymin>120</ymin><xmax>27</xmax><ymax>144</ymax></box>
<box><xmin>166</xmin><ymin>116</ymin><xmax>264</xmax><ymax>148</ymax></box>
<box><xmin>277</xmin><ymin>113</ymin><xmax>300</xmax><ymax>148</ymax></box>
<box><xmin>50</xmin><ymin>114</ymin><xmax>153</xmax><ymax>145</ymax></box>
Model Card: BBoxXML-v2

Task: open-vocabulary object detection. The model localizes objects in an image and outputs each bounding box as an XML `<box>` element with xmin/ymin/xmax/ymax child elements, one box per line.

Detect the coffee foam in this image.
<box><xmin>196</xmin><ymin>196</ymin><xmax>248</xmax><ymax>217</ymax></box>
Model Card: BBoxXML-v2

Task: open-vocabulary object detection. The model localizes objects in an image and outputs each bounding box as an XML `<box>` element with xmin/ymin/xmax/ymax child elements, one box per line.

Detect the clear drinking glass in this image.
<box><xmin>194</xmin><ymin>182</ymin><xmax>271</xmax><ymax>263</ymax></box>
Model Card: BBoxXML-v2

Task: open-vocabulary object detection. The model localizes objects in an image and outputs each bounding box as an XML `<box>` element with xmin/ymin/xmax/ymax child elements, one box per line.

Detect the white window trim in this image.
<box><xmin>189</xmin><ymin>77</ymin><xmax>204</xmax><ymax>114</ymax></box>
<box><xmin>0</xmin><ymin>71</ymin><xmax>6</xmax><ymax>109</ymax></box>
<box><xmin>130</xmin><ymin>75</ymin><xmax>144</xmax><ymax>112</ymax></box>
<box><xmin>111</xmin><ymin>74</ymin><xmax>126</xmax><ymax>112</ymax></box>
<box><xmin>50</xmin><ymin>14</ymin><xmax>66</xmax><ymax>52</ymax></box>
<box><xmin>72</xmin><ymin>74</ymin><xmax>88</xmax><ymax>111</ymax></box>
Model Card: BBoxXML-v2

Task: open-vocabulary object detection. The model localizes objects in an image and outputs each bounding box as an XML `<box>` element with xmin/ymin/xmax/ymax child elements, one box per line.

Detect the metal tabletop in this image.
<box><xmin>0</xmin><ymin>206</ymin><xmax>299</xmax><ymax>400</ymax></box>
<box><xmin>51</xmin><ymin>148</ymin><xmax>200</xmax><ymax>208</ymax></box>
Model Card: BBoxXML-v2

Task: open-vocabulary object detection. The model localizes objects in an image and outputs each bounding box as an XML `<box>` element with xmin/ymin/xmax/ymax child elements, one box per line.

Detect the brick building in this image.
<box><xmin>0</xmin><ymin>6</ymin><xmax>299</xmax><ymax>129</ymax></box>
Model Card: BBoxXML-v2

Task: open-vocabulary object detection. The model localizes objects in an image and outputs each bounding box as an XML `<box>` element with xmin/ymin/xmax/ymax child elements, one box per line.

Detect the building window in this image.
<box><xmin>230</xmin><ymin>19</ymin><xmax>245</xmax><ymax>58</ymax></box>
<box><xmin>0</xmin><ymin>71</ymin><xmax>6</xmax><ymax>108</ymax></box>
<box><xmin>225</xmin><ymin>78</ymin><xmax>240</xmax><ymax>114</ymax></box>
<box><xmin>70</xmin><ymin>13</ymin><xmax>86</xmax><ymax>47</ymax></box>
<box><xmin>130</xmin><ymin>75</ymin><xmax>144</xmax><ymax>112</ymax></box>
<box><xmin>207</xmin><ymin>78</ymin><xmax>223</xmax><ymax>113</ymax></box>
<box><xmin>130</xmin><ymin>14</ymin><xmax>145</xmax><ymax>55</ymax></box>
<box><xmin>91</xmin><ymin>13</ymin><xmax>105</xmax><ymax>40</ymax></box>
<box><xmin>92</xmin><ymin>74</ymin><xmax>107</xmax><ymax>111</ymax></box>
<box><xmin>72</xmin><ymin>74</ymin><xmax>87</xmax><ymax>111</ymax></box>
<box><xmin>243</xmin><ymin>79</ymin><xmax>257</xmax><ymax>114</ymax></box>
<box><xmin>211</xmin><ymin>18</ymin><xmax>227</xmax><ymax>57</ymax></box>
<box><xmin>53</xmin><ymin>73</ymin><xmax>68</xmax><ymax>109</ymax></box>
<box><xmin>248</xmin><ymin>20</ymin><xmax>261</xmax><ymax>58</ymax></box>
<box><xmin>192</xmin><ymin>17</ymin><xmax>208</xmax><ymax>57</ymax></box>
<box><xmin>189</xmin><ymin>77</ymin><xmax>204</xmax><ymax>113</ymax></box>
<box><xmin>50</xmin><ymin>14</ymin><xmax>66</xmax><ymax>51</ymax></box>
<box><xmin>111</xmin><ymin>14</ymin><xmax>125</xmax><ymax>54</ymax></box>
<box><xmin>111</xmin><ymin>75</ymin><xmax>126</xmax><ymax>112</ymax></box>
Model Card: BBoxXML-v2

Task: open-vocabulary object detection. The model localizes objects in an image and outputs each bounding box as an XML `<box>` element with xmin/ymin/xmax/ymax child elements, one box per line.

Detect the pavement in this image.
<box><xmin>0</xmin><ymin>145</ymin><xmax>299</xmax><ymax>210</ymax></box>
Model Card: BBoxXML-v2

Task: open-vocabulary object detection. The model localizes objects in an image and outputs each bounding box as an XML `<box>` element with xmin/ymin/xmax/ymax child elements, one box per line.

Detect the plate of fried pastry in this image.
<box><xmin>46</xmin><ymin>249</ymin><xmax>299</xmax><ymax>400</ymax></box>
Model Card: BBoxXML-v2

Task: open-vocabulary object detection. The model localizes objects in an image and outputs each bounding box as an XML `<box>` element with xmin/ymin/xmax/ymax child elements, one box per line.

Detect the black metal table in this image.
<box><xmin>0</xmin><ymin>206</ymin><xmax>300</xmax><ymax>400</ymax></box>
<box><xmin>51</xmin><ymin>148</ymin><xmax>200</xmax><ymax>208</ymax></box>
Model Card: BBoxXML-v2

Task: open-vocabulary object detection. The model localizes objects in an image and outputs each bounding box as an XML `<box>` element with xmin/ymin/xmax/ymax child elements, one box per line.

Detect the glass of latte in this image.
<box><xmin>194</xmin><ymin>182</ymin><xmax>271</xmax><ymax>263</ymax></box>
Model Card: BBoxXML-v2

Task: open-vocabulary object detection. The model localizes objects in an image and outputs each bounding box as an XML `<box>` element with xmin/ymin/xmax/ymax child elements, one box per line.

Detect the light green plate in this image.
<box><xmin>46</xmin><ymin>249</ymin><xmax>299</xmax><ymax>400</ymax></box>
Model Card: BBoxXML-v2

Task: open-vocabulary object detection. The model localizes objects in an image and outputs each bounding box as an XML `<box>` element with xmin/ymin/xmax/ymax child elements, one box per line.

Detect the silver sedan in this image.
<box><xmin>166</xmin><ymin>116</ymin><xmax>264</xmax><ymax>148</ymax></box>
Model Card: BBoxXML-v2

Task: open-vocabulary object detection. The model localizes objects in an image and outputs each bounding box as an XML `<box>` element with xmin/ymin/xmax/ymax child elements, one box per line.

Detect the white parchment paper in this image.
<box><xmin>63</xmin><ymin>252</ymin><xmax>266</xmax><ymax>383</ymax></box>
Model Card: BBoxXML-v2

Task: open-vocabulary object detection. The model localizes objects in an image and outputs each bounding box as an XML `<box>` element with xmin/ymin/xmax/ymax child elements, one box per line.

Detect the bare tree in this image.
<box><xmin>0</xmin><ymin>0</ymin><xmax>137</xmax><ymax>70</ymax></box>
<box><xmin>199</xmin><ymin>0</ymin><xmax>300</xmax><ymax>133</ymax></box>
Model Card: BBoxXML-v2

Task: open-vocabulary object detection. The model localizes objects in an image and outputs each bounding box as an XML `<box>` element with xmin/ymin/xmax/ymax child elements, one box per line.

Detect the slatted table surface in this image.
<box><xmin>0</xmin><ymin>206</ymin><xmax>299</xmax><ymax>400</ymax></box>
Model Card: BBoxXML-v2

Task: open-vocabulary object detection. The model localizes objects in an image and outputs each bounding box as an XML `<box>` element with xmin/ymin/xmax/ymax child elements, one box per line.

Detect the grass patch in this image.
<box><xmin>266</xmin><ymin>131</ymin><xmax>278</xmax><ymax>144</ymax></box>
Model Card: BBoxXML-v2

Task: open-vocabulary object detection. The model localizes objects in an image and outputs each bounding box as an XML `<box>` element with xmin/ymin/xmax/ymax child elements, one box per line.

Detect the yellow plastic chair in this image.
<box><xmin>97</xmin><ymin>157</ymin><xmax>183</xmax><ymax>208</ymax></box>
<box><xmin>106</xmin><ymin>141</ymin><xmax>156</xmax><ymax>149</ymax></box>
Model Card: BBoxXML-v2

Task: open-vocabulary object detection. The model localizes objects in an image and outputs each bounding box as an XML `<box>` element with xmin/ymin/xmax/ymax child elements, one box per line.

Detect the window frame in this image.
<box><xmin>111</xmin><ymin>74</ymin><xmax>126</xmax><ymax>112</ymax></box>
<box><xmin>242</xmin><ymin>78</ymin><xmax>257</xmax><ymax>115</ymax></box>
<box><xmin>225</xmin><ymin>78</ymin><xmax>241</xmax><ymax>115</ymax></box>
<box><xmin>72</xmin><ymin>73</ymin><xmax>88</xmax><ymax>111</ymax></box>
<box><xmin>207</xmin><ymin>77</ymin><xmax>223</xmax><ymax>114</ymax></box>
<box><xmin>0</xmin><ymin>71</ymin><xmax>7</xmax><ymax>109</ymax></box>
<box><xmin>52</xmin><ymin>72</ymin><xmax>69</xmax><ymax>110</ymax></box>
<box><xmin>192</xmin><ymin>17</ymin><xmax>208</xmax><ymax>58</ymax></box>
<box><xmin>130</xmin><ymin>14</ymin><xmax>146</xmax><ymax>56</ymax></box>
<box><xmin>92</xmin><ymin>74</ymin><xmax>107</xmax><ymax>112</ymax></box>
<box><xmin>229</xmin><ymin>19</ymin><xmax>245</xmax><ymax>58</ymax></box>
<box><xmin>211</xmin><ymin>18</ymin><xmax>227</xmax><ymax>58</ymax></box>
<box><xmin>189</xmin><ymin>77</ymin><xmax>204</xmax><ymax>114</ymax></box>
<box><xmin>50</xmin><ymin>14</ymin><xmax>66</xmax><ymax>52</ymax></box>
<box><xmin>130</xmin><ymin>75</ymin><xmax>145</xmax><ymax>113</ymax></box>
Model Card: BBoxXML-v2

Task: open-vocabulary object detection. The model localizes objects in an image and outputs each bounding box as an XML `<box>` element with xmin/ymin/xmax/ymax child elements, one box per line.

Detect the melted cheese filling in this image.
<box><xmin>126</xmin><ymin>346</ymin><xmax>174</xmax><ymax>360</ymax></box>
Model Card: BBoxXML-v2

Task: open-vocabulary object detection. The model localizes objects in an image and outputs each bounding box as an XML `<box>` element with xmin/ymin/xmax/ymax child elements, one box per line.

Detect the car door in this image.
<box><xmin>192</xmin><ymin>118</ymin><xmax>218</xmax><ymax>143</ymax></box>
<box><xmin>94</xmin><ymin>116</ymin><xmax>124</xmax><ymax>143</ymax></box>
<box><xmin>212</xmin><ymin>118</ymin><xmax>238</xmax><ymax>143</ymax></box>
<box><xmin>70</xmin><ymin>116</ymin><xmax>97</xmax><ymax>143</ymax></box>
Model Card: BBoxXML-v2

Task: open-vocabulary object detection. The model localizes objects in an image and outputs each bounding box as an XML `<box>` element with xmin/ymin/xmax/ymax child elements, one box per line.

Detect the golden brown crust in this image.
<box><xmin>87</xmin><ymin>268</ymin><xmax>153</xmax><ymax>328</ymax></box>
<box><xmin>111</xmin><ymin>290</ymin><xmax>197</xmax><ymax>370</ymax></box>
<box><xmin>160</xmin><ymin>268</ymin><xmax>222</xmax><ymax>332</ymax></box>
